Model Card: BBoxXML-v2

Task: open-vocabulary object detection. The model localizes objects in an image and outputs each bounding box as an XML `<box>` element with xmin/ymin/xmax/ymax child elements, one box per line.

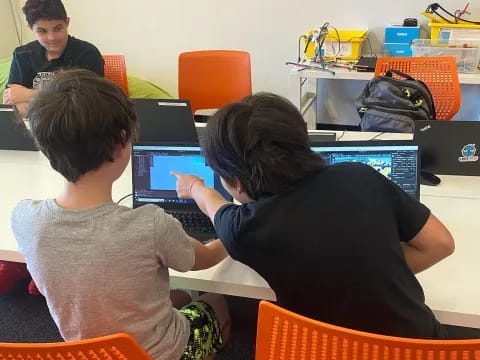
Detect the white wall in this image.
<box><xmin>3</xmin><ymin>0</ymin><xmax>480</xmax><ymax>97</ymax></box>
<box><xmin>0</xmin><ymin>0</ymin><xmax>23</xmax><ymax>58</ymax></box>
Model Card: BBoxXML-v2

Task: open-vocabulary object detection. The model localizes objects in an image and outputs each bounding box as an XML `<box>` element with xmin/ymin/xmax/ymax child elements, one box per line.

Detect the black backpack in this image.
<box><xmin>355</xmin><ymin>69</ymin><xmax>436</xmax><ymax>133</ymax></box>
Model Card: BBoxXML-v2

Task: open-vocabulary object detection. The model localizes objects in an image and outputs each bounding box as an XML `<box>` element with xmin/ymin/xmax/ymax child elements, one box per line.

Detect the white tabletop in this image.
<box><xmin>289</xmin><ymin>66</ymin><xmax>480</xmax><ymax>85</ymax></box>
<box><xmin>1</xmin><ymin>144</ymin><xmax>479</xmax><ymax>327</ymax></box>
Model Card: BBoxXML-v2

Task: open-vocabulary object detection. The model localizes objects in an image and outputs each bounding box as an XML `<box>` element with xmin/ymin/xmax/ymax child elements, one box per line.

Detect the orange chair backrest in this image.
<box><xmin>178</xmin><ymin>50</ymin><xmax>252</xmax><ymax>114</ymax></box>
<box><xmin>104</xmin><ymin>54</ymin><xmax>129</xmax><ymax>96</ymax></box>
<box><xmin>0</xmin><ymin>333</ymin><xmax>151</xmax><ymax>360</ymax></box>
<box><xmin>256</xmin><ymin>301</ymin><xmax>480</xmax><ymax>360</ymax></box>
<box><xmin>374</xmin><ymin>56</ymin><xmax>461</xmax><ymax>121</ymax></box>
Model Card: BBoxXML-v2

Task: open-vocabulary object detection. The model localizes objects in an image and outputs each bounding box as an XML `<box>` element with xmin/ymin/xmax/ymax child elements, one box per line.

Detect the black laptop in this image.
<box><xmin>414</xmin><ymin>120</ymin><xmax>480</xmax><ymax>176</ymax></box>
<box><xmin>311</xmin><ymin>140</ymin><xmax>420</xmax><ymax>199</ymax></box>
<box><xmin>0</xmin><ymin>105</ymin><xmax>38</xmax><ymax>151</ymax></box>
<box><xmin>195</xmin><ymin>128</ymin><xmax>337</xmax><ymax>147</ymax></box>
<box><xmin>308</xmin><ymin>131</ymin><xmax>336</xmax><ymax>145</ymax></box>
<box><xmin>132</xmin><ymin>99</ymin><xmax>198</xmax><ymax>144</ymax></box>
<box><xmin>131</xmin><ymin>143</ymin><xmax>232</xmax><ymax>242</ymax></box>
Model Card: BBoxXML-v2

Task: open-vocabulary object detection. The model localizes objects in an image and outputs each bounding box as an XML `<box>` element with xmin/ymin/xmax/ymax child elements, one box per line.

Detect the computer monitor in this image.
<box><xmin>311</xmin><ymin>141</ymin><xmax>420</xmax><ymax>199</ymax></box>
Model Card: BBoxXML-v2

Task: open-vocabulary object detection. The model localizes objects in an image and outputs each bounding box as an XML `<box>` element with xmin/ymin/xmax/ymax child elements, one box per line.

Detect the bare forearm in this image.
<box><xmin>191</xmin><ymin>239</ymin><xmax>228</xmax><ymax>270</ymax></box>
<box><xmin>402</xmin><ymin>214</ymin><xmax>455</xmax><ymax>274</ymax></box>
<box><xmin>402</xmin><ymin>243</ymin><xmax>444</xmax><ymax>274</ymax></box>
<box><xmin>191</xmin><ymin>183</ymin><xmax>229</xmax><ymax>221</ymax></box>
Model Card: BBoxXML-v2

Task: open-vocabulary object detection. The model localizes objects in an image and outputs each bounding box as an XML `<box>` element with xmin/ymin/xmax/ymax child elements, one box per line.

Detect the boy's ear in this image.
<box><xmin>65</xmin><ymin>17</ymin><xmax>70</xmax><ymax>27</ymax></box>
<box><xmin>233</xmin><ymin>178</ymin><xmax>246</xmax><ymax>194</ymax></box>
<box><xmin>120</xmin><ymin>129</ymin><xmax>128</xmax><ymax>145</ymax></box>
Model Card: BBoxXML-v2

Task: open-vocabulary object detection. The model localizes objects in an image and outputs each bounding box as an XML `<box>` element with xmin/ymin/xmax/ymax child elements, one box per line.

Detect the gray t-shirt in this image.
<box><xmin>11</xmin><ymin>199</ymin><xmax>195</xmax><ymax>360</ymax></box>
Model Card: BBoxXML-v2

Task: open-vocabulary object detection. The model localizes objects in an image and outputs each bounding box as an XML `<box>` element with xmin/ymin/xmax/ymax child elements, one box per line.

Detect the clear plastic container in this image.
<box><xmin>410</xmin><ymin>39</ymin><xmax>480</xmax><ymax>73</ymax></box>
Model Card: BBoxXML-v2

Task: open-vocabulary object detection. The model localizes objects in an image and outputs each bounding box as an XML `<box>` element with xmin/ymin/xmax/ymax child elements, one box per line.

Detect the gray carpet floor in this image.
<box><xmin>2</xmin><ymin>278</ymin><xmax>480</xmax><ymax>359</ymax></box>
<box><xmin>0</xmin><ymin>278</ymin><xmax>257</xmax><ymax>359</ymax></box>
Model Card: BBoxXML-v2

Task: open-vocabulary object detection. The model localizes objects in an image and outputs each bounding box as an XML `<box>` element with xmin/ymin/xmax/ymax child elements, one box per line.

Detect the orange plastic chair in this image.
<box><xmin>374</xmin><ymin>56</ymin><xmax>461</xmax><ymax>121</ymax></box>
<box><xmin>0</xmin><ymin>333</ymin><xmax>151</xmax><ymax>360</ymax></box>
<box><xmin>103</xmin><ymin>54</ymin><xmax>129</xmax><ymax>96</ymax></box>
<box><xmin>178</xmin><ymin>50</ymin><xmax>252</xmax><ymax>115</ymax></box>
<box><xmin>256</xmin><ymin>301</ymin><xmax>480</xmax><ymax>360</ymax></box>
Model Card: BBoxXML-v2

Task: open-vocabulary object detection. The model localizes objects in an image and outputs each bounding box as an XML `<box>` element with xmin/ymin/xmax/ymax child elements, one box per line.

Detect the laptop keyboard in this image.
<box><xmin>169</xmin><ymin>211</ymin><xmax>215</xmax><ymax>234</ymax></box>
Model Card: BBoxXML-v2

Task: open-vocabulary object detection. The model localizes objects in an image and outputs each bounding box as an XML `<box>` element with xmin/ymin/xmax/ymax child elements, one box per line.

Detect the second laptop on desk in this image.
<box><xmin>133</xmin><ymin>99</ymin><xmax>198</xmax><ymax>144</ymax></box>
<box><xmin>414</xmin><ymin>120</ymin><xmax>480</xmax><ymax>176</ymax></box>
<box><xmin>0</xmin><ymin>105</ymin><xmax>38</xmax><ymax>151</ymax></box>
<box><xmin>312</xmin><ymin>140</ymin><xmax>420</xmax><ymax>199</ymax></box>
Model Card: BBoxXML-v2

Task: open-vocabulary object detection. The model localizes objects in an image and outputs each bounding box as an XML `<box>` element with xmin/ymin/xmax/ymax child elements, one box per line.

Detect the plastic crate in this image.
<box><xmin>304</xmin><ymin>30</ymin><xmax>368</xmax><ymax>60</ymax></box>
<box><xmin>411</xmin><ymin>39</ymin><xmax>480</xmax><ymax>73</ymax></box>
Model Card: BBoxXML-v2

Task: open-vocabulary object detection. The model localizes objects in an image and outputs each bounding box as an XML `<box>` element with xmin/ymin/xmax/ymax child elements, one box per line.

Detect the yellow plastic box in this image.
<box><xmin>304</xmin><ymin>29</ymin><xmax>368</xmax><ymax>60</ymax></box>
<box><xmin>430</xmin><ymin>22</ymin><xmax>480</xmax><ymax>42</ymax></box>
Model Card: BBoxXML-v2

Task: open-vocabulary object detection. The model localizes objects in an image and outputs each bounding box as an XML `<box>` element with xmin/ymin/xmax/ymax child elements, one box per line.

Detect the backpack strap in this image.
<box><xmin>383</xmin><ymin>70</ymin><xmax>437</xmax><ymax>120</ymax></box>
<box><xmin>385</xmin><ymin>69</ymin><xmax>415</xmax><ymax>81</ymax></box>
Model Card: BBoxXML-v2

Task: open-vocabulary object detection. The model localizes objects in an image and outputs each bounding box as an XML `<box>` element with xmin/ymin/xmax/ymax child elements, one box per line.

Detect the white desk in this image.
<box><xmin>1</xmin><ymin>148</ymin><xmax>479</xmax><ymax>327</ymax></box>
<box><xmin>289</xmin><ymin>67</ymin><xmax>480</xmax><ymax>129</ymax></box>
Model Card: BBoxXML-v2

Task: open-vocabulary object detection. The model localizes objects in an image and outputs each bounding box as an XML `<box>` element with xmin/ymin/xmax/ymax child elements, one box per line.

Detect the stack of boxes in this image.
<box><xmin>384</xmin><ymin>25</ymin><xmax>421</xmax><ymax>57</ymax></box>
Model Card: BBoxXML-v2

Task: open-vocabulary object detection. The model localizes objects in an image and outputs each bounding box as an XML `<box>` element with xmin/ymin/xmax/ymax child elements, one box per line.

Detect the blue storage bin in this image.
<box><xmin>385</xmin><ymin>26</ymin><xmax>420</xmax><ymax>43</ymax></box>
<box><xmin>384</xmin><ymin>43</ymin><xmax>413</xmax><ymax>57</ymax></box>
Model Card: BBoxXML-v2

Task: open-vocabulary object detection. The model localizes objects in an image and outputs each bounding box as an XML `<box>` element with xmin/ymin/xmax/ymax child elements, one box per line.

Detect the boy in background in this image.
<box><xmin>11</xmin><ymin>69</ymin><xmax>230</xmax><ymax>360</ymax></box>
<box><xmin>172</xmin><ymin>92</ymin><xmax>456</xmax><ymax>339</ymax></box>
<box><xmin>3</xmin><ymin>0</ymin><xmax>104</xmax><ymax>115</ymax></box>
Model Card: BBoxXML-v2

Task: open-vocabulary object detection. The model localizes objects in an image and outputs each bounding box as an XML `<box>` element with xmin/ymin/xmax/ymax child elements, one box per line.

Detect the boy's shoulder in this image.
<box><xmin>13</xmin><ymin>40</ymin><xmax>43</xmax><ymax>57</ymax></box>
<box><xmin>12</xmin><ymin>199</ymin><xmax>45</xmax><ymax>216</ymax></box>
<box><xmin>67</xmin><ymin>36</ymin><xmax>102</xmax><ymax>54</ymax></box>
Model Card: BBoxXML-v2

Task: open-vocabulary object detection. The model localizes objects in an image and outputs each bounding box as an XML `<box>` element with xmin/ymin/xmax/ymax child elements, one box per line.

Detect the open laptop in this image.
<box><xmin>195</xmin><ymin>127</ymin><xmax>337</xmax><ymax>147</ymax></box>
<box><xmin>132</xmin><ymin>99</ymin><xmax>198</xmax><ymax>144</ymax></box>
<box><xmin>131</xmin><ymin>143</ymin><xmax>232</xmax><ymax>242</ymax></box>
<box><xmin>308</xmin><ymin>131</ymin><xmax>336</xmax><ymax>145</ymax></box>
<box><xmin>0</xmin><ymin>105</ymin><xmax>38</xmax><ymax>151</ymax></box>
<box><xmin>414</xmin><ymin>120</ymin><xmax>480</xmax><ymax>176</ymax></box>
<box><xmin>311</xmin><ymin>140</ymin><xmax>420</xmax><ymax>199</ymax></box>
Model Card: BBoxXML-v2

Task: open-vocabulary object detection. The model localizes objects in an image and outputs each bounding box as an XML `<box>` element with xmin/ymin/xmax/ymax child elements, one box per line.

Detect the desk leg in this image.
<box><xmin>289</xmin><ymin>71</ymin><xmax>317</xmax><ymax>130</ymax></box>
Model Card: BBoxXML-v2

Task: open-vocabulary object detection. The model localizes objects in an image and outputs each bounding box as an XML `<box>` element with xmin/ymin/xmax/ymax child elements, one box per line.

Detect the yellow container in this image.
<box><xmin>304</xmin><ymin>29</ymin><xmax>368</xmax><ymax>60</ymax></box>
<box><xmin>430</xmin><ymin>22</ymin><xmax>480</xmax><ymax>42</ymax></box>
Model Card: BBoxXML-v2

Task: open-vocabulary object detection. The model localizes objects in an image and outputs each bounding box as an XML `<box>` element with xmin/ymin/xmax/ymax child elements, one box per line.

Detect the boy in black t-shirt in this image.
<box><xmin>172</xmin><ymin>93</ymin><xmax>456</xmax><ymax>339</ymax></box>
<box><xmin>3</xmin><ymin>0</ymin><xmax>104</xmax><ymax>116</ymax></box>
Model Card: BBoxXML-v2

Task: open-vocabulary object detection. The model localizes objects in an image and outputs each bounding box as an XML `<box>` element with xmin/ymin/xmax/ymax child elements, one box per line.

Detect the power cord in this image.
<box><xmin>337</xmin><ymin>130</ymin><xmax>346</xmax><ymax>140</ymax></box>
<box><xmin>426</xmin><ymin>3</ymin><xmax>480</xmax><ymax>24</ymax></box>
<box><xmin>116</xmin><ymin>193</ymin><xmax>133</xmax><ymax>204</ymax></box>
<box><xmin>8</xmin><ymin>0</ymin><xmax>23</xmax><ymax>45</ymax></box>
<box><xmin>369</xmin><ymin>132</ymin><xmax>385</xmax><ymax>140</ymax></box>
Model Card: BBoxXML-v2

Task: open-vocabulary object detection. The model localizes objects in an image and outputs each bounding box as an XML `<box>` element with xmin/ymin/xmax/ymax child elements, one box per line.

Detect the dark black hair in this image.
<box><xmin>27</xmin><ymin>69</ymin><xmax>138</xmax><ymax>183</ymax></box>
<box><xmin>202</xmin><ymin>92</ymin><xmax>325</xmax><ymax>200</ymax></box>
<box><xmin>22</xmin><ymin>0</ymin><xmax>67</xmax><ymax>27</ymax></box>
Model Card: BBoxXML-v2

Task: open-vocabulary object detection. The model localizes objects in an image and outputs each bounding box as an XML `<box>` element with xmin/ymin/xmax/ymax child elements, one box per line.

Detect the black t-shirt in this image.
<box><xmin>214</xmin><ymin>162</ymin><xmax>446</xmax><ymax>339</ymax></box>
<box><xmin>7</xmin><ymin>35</ymin><xmax>104</xmax><ymax>89</ymax></box>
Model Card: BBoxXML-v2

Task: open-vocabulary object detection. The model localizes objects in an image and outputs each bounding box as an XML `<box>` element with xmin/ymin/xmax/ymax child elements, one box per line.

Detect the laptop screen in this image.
<box><xmin>311</xmin><ymin>141</ymin><xmax>420</xmax><ymax>199</ymax></box>
<box><xmin>132</xmin><ymin>144</ymin><xmax>231</xmax><ymax>209</ymax></box>
<box><xmin>132</xmin><ymin>99</ymin><xmax>198</xmax><ymax>144</ymax></box>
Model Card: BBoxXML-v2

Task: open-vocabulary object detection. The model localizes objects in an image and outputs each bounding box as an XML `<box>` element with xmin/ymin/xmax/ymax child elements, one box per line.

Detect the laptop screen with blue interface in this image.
<box><xmin>132</xmin><ymin>144</ymin><xmax>230</xmax><ymax>209</ymax></box>
<box><xmin>311</xmin><ymin>141</ymin><xmax>420</xmax><ymax>199</ymax></box>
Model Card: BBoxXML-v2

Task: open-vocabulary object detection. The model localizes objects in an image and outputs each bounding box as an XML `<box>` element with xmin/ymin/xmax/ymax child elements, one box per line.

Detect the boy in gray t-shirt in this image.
<box><xmin>11</xmin><ymin>69</ymin><xmax>230</xmax><ymax>360</ymax></box>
